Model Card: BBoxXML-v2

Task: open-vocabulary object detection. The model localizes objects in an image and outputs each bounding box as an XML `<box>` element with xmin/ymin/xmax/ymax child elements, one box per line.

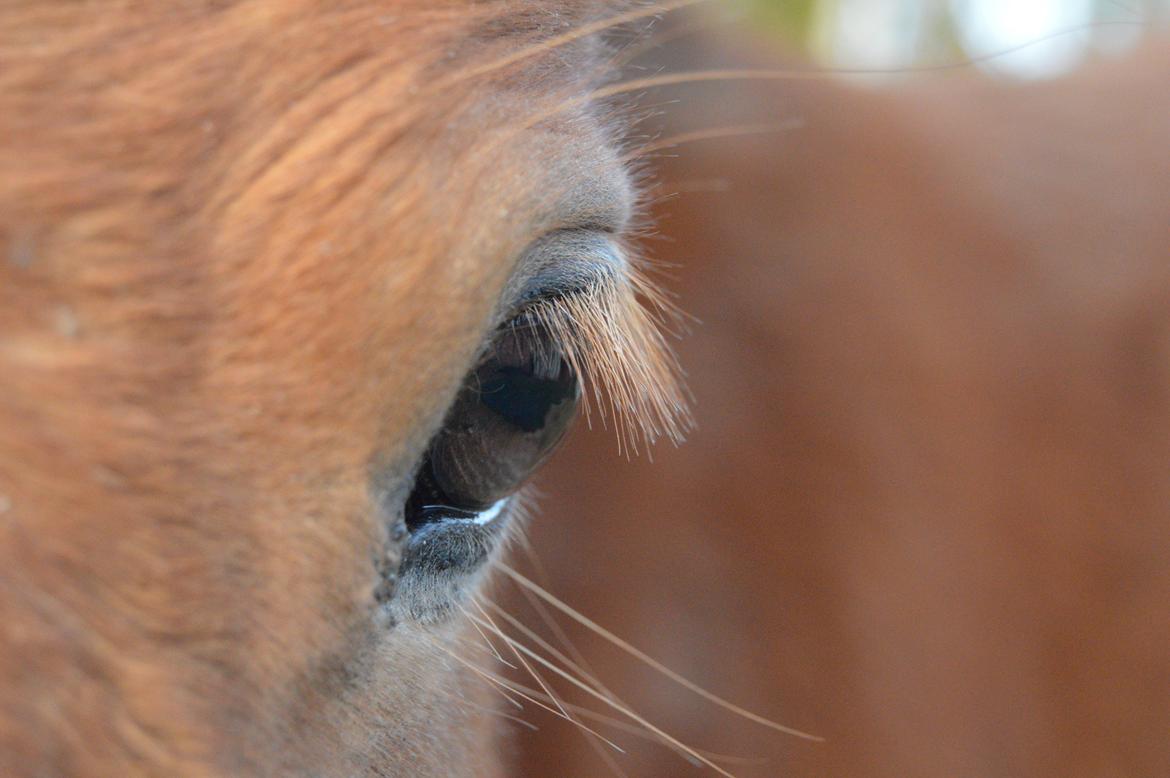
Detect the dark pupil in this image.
<box><xmin>477</xmin><ymin>364</ymin><xmax>578</xmax><ymax>433</ymax></box>
<box><xmin>404</xmin><ymin>324</ymin><xmax>580</xmax><ymax>529</ymax></box>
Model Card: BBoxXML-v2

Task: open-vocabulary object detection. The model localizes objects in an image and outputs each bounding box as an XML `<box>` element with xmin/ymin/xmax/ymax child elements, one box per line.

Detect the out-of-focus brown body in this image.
<box><xmin>515</xmin><ymin>38</ymin><xmax>1170</xmax><ymax>777</ymax></box>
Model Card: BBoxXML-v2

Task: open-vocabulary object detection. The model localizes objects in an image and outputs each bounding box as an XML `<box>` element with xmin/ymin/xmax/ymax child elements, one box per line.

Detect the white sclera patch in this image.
<box><xmin>417</xmin><ymin>498</ymin><xmax>509</xmax><ymax>527</ymax></box>
<box><xmin>470</xmin><ymin>498</ymin><xmax>508</xmax><ymax>526</ymax></box>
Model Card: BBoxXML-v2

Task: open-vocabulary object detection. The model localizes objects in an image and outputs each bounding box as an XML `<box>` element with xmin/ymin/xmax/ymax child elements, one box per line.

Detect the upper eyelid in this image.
<box><xmin>472</xmin><ymin>230</ymin><xmax>623</xmax><ymax>371</ymax></box>
<box><xmin>510</xmin><ymin>229</ymin><xmax>622</xmax><ymax>310</ymax></box>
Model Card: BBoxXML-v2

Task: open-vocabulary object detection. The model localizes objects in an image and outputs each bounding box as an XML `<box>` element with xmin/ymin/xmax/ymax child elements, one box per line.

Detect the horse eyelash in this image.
<box><xmin>514</xmin><ymin>263</ymin><xmax>692</xmax><ymax>455</ymax></box>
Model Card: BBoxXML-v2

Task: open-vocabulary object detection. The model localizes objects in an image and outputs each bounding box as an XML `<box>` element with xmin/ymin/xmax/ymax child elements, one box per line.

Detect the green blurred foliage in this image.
<box><xmin>738</xmin><ymin>0</ymin><xmax>1169</xmax><ymax>74</ymax></box>
<box><xmin>749</xmin><ymin>0</ymin><xmax>820</xmax><ymax>43</ymax></box>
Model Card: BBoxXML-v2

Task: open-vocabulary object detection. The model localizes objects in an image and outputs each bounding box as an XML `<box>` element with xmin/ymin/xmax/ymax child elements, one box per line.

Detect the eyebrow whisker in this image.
<box><xmin>438</xmin><ymin>0</ymin><xmax>710</xmax><ymax>91</ymax></box>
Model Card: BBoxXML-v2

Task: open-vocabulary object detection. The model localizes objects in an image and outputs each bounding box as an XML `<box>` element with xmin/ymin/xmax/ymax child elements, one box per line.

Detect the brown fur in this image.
<box><xmin>0</xmin><ymin>2</ymin><xmax>681</xmax><ymax>775</ymax></box>
<box><xmin>11</xmin><ymin>4</ymin><xmax>1168</xmax><ymax>776</ymax></box>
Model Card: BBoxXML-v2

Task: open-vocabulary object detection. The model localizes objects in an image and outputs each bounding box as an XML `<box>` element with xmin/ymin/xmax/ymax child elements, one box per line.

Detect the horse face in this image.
<box><xmin>0</xmin><ymin>3</ymin><xmax>684</xmax><ymax>775</ymax></box>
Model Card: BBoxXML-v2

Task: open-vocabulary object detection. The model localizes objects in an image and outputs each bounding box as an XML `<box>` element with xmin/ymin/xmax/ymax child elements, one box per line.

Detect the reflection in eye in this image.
<box><xmin>404</xmin><ymin>313</ymin><xmax>580</xmax><ymax>530</ymax></box>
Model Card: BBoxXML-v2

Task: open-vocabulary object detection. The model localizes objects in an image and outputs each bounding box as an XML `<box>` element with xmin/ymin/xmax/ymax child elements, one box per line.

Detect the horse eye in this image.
<box><xmin>404</xmin><ymin>315</ymin><xmax>580</xmax><ymax>529</ymax></box>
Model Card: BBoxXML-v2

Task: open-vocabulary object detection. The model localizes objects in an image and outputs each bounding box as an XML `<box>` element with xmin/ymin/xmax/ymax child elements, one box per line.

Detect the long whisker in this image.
<box><xmin>463</xmin><ymin>612</ymin><xmax>706</xmax><ymax>770</ymax></box>
<box><xmin>481</xmin><ymin>597</ymin><xmax>723</xmax><ymax>768</ymax></box>
<box><xmin>511</xmin><ymin>528</ymin><xmax>633</xmax><ymax>714</ymax></box>
<box><xmin>497</xmin><ymin>561</ymin><xmax>823</xmax><ymax>741</ymax></box>
<box><xmin>506</xmin><ymin>20</ymin><xmax>1150</xmax><ymax>137</ymax></box>
<box><xmin>445</xmin><ymin>0</ymin><xmax>710</xmax><ymax>88</ymax></box>
<box><xmin>612</xmin><ymin>11</ymin><xmax>740</xmax><ymax>69</ymax></box>
<box><xmin>481</xmin><ymin>620</ymin><xmax>740</xmax><ymax>778</ymax></box>
<box><xmin>621</xmin><ymin>120</ymin><xmax>804</xmax><ymax>163</ymax></box>
<box><xmin>603</xmin><ymin>20</ymin><xmax>1154</xmax><ymax>94</ymax></box>
<box><xmin>507</xmin><ymin>538</ymin><xmax>772</xmax><ymax>762</ymax></box>
<box><xmin>427</xmin><ymin>637</ymin><xmax>626</xmax><ymax>753</ymax></box>
<box><xmin>479</xmin><ymin>587</ymin><xmax>739</xmax><ymax>768</ymax></box>
<box><xmin>511</xmin><ymin>534</ymin><xmax>607</xmax><ymax>683</ymax></box>
<box><xmin>459</xmin><ymin>603</ymin><xmax>518</xmax><ymax>669</ymax></box>
<box><xmin>484</xmin><ymin>668</ymin><xmax>766</xmax><ymax>768</ymax></box>
<box><xmin>476</xmin><ymin>600</ymin><xmax>633</xmax><ymax>778</ymax></box>
<box><xmin>493</xmin><ymin>546</ymin><xmax>662</xmax><ymax>767</ymax></box>
<box><xmin>472</xmin><ymin>600</ymin><xmax>572</xmax><ymax>721</ymax></box>
<box><xmin>436</xmin><ymin>686</ymin><xmax>539</xmax><ymax>730</ymax></box>
<box><xmin>442</xmin><ymin>641</ymin><xmax>528</xmax><ymax>711</ymax></box>
<box><xmin>482</xmin><ymin>598</ymin><xmax>623</xmax><ymax>706</ymax></box>
<box><xmin>485</xmin><ymin>707</ymin><xmax>541</xmax><ymax>732</ymax></box>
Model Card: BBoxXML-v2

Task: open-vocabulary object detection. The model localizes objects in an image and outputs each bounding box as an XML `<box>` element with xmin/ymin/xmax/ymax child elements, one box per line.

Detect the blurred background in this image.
<box><xmin>499</xmin><ymin>2</ymin><xmax>1170</xmax><ymax>777</ymax></box>
<box><xmin>749</xmin><ymin>0</ymin><xmax>1170</xmax><ymax>79</ymax></box>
